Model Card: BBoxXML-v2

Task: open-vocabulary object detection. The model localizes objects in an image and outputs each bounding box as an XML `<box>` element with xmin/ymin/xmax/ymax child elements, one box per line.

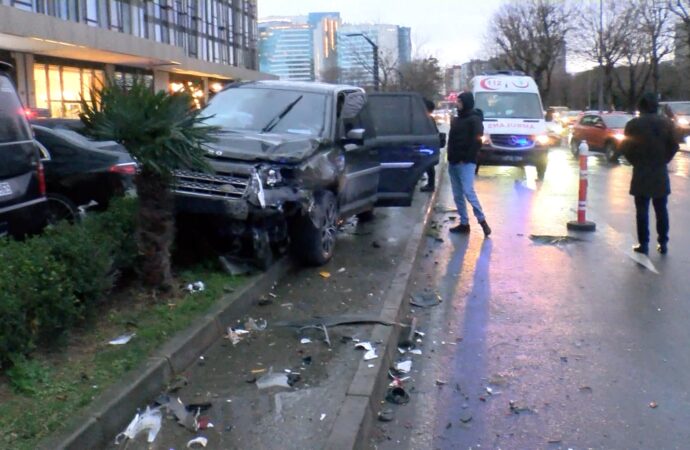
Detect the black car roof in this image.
<box><xmin>226</xmin><ymin>80</ymin><xmax>362</xmax><ymax>95</ymax></box>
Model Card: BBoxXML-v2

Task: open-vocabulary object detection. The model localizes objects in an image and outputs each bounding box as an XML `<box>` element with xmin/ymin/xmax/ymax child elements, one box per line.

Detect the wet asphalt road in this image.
<box><xmin>370</xmin><ymin>146</ymin><xmax>690</xmax><ymax>450</ymax></box>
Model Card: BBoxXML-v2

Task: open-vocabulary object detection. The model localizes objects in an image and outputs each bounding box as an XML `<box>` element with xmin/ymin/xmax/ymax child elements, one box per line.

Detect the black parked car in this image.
<box><xmin>31</xmin><ymin>124</ymin><xmax>136</xmax><ymax>223</ymax></box>
<box><xmin>174</xmin><ymin>80</ymin><xmax>443</xmax><ymax>267</ymax></box>
<box><xmin>0</xmin><ymin>62</ymin><xmax>47</xmax><ymax>238</ymax></box>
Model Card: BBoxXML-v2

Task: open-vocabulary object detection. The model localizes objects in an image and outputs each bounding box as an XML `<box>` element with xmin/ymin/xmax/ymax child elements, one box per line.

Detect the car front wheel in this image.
<box><xmin>570</xmin><ymin>139</ymin><xmax>580</xmax><ymax>156</ymax></box>
<box><xmin>605</xmin><ymin>141</ymin><xmax>619</xmax><ymax>163</ymax></box>
<box><xmin>291</xmin><ymin>190</ymin><xmax>338</xmax><ymax>266</ymax></box>
<box><xmin>46</xmin><ymin>193</ymin><xmax>78</xmax><ymax>225</ymax></box>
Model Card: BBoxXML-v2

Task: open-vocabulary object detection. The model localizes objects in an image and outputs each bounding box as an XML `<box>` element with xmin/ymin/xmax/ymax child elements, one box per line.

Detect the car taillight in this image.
<box><xmin>37</xmin><ymin>162</ymin><xmax>46</xmax><ymax>195</ymax></box>
<box><xmin>109</xmin><ymin>163</ymin><xmax>137</xmax><ymax>175</ymax></box>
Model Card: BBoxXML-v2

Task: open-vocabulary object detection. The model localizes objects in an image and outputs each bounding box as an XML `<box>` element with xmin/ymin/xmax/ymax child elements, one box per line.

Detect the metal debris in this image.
<box><xmin>410</xmin><ymin>292</ymin><xmax>442</xmax><ymax>308</ymax></box>
<box><xmin>108</xmin><ymin>332</ymin><xmax>135</xmax><ymax>345</ymax></box>
<box><xmin>529</xmin><ymin>234</ymin><xmax>585</xmax><ymax>245</ymax></box>
<box><xmin>256</xmin><ymin>370</ymin><xmax>291</xmax><ymax>390</ymax></box>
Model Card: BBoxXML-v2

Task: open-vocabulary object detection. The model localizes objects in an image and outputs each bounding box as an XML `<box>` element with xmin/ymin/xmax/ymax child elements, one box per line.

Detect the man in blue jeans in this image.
<box><xmin>446</xmin><ymin>92</ymin><xmax>491</xmax><ymax>236</ymax></box>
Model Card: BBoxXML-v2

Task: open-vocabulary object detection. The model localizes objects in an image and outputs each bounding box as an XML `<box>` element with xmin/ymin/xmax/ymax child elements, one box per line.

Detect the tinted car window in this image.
<box><xmin>203</xmin><ymin>87</ymin><xmax>328</xmax><ymax>137</ymax></box>
<box><xmin>475</xmin><ymin>92</ymin><xmax>543</xmax><ymax>119</ymax></box>
<box><xmin>369</xmin><ymin>96</ymin><xmax>412</xmax><ymax>136</ymax></box>
<box><xmin>0</xmin><ymin>75</ymin><xmax>31</xmax><ymax>144</ymax></box>
<box><xmin>603</xmin><ymin>115</ymin><xmax>633</xmax><ymax>129</ymax></box>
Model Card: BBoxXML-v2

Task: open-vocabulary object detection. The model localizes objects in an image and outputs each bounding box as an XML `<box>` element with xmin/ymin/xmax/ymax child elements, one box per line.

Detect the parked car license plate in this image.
<box><xmin>0</xmin><ymin>182</ymin><xmax>12</xmax><ymax>197</ymax></box>
<box><xmin>500</xmin><ymin>155</ymin><xmax>523</xmax><ymax>162</ymax></box>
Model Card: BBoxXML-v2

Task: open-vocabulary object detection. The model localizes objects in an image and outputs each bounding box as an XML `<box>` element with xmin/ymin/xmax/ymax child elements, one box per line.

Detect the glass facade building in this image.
<box><xmin>0</xmin><ymin>0</ymin><xmax>269</xmax><ymax>117</ymax></box>
<box><xmin>259</xmin><ymin>20</ymin><xmax>313</xmax><ymax>81</ymax></box>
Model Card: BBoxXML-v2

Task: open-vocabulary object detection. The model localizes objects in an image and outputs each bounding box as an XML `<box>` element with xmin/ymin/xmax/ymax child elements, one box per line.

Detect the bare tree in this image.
<box><xmin>614</xmin><ymin>29</ymin><xmax>654</xmax><ymax>111</ymax></box>
<box><xmin>637</xmin><ymin>0</ymin><xmax>675</xmax><ymax>93</ymax></box>
<box><xmin>668</xmin><ymin>0</ymin><xmax>690</xmax><ymax>52</ymax></box>
<box><xmin>350</xmin><ymin>46</ymin><xmax>400</xmax><ymax>91</ymax></box>
<box><xmin>397</xmin><ymin>56</ymin><xmax>444</xmax><ymax>101</ymax></box>
<box><xmin>573</xmin><ymin>0</ymin><xmax>637</xmax><ymax>109</ymax></box>
<box><xmin>486</xmin><ymin>0</ymin><xmax>572</xmax><ymax>102</ymax></box>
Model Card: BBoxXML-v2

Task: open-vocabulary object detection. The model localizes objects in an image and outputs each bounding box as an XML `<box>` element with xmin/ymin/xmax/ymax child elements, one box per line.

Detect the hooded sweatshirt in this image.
<box><xmin>447</xmin><ymin>92</ymin><xmax>484</xmax><ymax>164</ymax></box>
<box><xmin>621</xmin><ymin>93</ymin><xmax>678</xmax><ymax>197</ymax></box>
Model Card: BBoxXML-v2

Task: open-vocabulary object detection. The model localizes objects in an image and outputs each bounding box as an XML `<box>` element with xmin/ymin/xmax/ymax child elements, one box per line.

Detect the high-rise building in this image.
<box><xmin>0</xmin><ymin>0</ymin><xmax>270</xmax><ymax>118</ymax></box>
<box><xmin>259</xmin><ymin>18</ymin><xmax>314</xmax><ymax>81</ymax></box>
<box><xmin>337</xmin><ymin>24</ymin><xmax>407</xmax><ymax>87</ymax></box>
<box><xmin>398</xmin><ymin>26</ymin><xmax>411</xmax><ymax>65</ymax></box>
<box><xmin>258</xmin><ymin>12</ymin><xmax>340</xmax><ymax>82</ymax></box>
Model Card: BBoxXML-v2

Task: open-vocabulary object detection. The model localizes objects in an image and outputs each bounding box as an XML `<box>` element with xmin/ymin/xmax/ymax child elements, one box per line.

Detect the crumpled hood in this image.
<box><xmin>206</xmin><ymin>132</ymin><xmax>323</xmax><ymax>163</ymax></box>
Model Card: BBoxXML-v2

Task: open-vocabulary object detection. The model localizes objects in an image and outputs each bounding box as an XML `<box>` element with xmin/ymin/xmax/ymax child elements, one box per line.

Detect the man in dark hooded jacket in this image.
<box><xmin>621</xmin><ymin>93</ymin><xmax>678</xmax><ymax>254</ymax></box>
<box><xmin>446</xmin><ymin>91</ymin><xmax>491</xmax><ymax>236</ymax></box>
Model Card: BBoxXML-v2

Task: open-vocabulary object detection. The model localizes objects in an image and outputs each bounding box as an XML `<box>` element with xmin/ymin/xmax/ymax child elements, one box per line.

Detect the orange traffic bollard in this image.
<box><xmin>567</xmin><ymin>140</ymin><xmax>596</xmax><ymax>232</ymax></box>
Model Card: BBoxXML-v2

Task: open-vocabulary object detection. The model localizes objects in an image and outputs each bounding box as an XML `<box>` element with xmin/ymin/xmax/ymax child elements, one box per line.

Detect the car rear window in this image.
<box><xmin>0</xmin><ymin>74</ymin><xmax>31</xmax><ymax>144</ymax></box>
<box><xmin>368</xmin><ymin>95</ymin><xmax>436</xmax><ymax>136</ymax></box>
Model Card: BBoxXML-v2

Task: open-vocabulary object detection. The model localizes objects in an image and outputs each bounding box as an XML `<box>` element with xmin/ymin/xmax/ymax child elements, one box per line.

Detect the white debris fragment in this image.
<box><xmin>320</xmin><ymin>413</ymin><xmax>327</xmax><ymax>421</ymax></box>
<box><xmin>300</xmin><ymin>338</ymin><xmax>312</xmax><ymax>344</ymax></box>
<box><xmin>409</xmin><ymin>349</ymin><xmax>423</xmax><ymax>355</ymax></box>
<box><xmin>185</xmin><ymin>281</ymin><xmax>205</xmax><ymax>293</ymax></box>
<box><xmin>187</xmin><ymin>436</ymin><xmax>208</xmax><ymax>448</ymax></box>
<box><xmin>114</xmin><ymin>407</ymin><xmax>162</xmax><ymax>444</ymax></box>
<box><xmin>395</xmin><ymin>360</ymin><xmax>412</xmax><ymax>373</ymax></box>
<box><xmin>109</xmin><ymin>332</ymin><xmax>135</xmax><ymax>345</ymax></box>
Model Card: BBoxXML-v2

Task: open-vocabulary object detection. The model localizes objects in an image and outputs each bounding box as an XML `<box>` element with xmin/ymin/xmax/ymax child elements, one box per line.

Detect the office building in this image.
<box><xmin>0</xmin><ymin>0</ymin><xmax>271</xmax><ymax>118</ymax></box>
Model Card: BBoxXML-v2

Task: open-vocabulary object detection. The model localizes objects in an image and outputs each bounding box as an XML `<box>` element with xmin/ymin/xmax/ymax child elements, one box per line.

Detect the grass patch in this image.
<box><xmin>0</xmin><ymin>266</ymin><xmax>246</xmax><ymax>450</ymax></box>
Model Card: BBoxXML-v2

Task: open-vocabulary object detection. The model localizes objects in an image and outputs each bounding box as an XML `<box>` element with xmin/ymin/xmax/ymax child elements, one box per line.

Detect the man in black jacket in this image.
<box><xmin>447</xmin><ymin>92</ymin><xmax>491</xmax><ymax>236</ymax></box>
<box><xmin>621</xmin><ymin>93</ymin><xmax>678</xmax><ymax>254</ymax></box>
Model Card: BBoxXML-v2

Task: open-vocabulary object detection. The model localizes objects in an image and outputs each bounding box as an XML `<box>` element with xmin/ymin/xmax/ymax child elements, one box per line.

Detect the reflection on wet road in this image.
<box><xmin>371</xmin><ymin>148</ymin><xmax>690</xmax><ymax>449</ymax></box>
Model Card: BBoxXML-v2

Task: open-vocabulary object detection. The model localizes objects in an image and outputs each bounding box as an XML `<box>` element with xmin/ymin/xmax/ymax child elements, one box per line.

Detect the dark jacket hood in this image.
<box><xmin>638</xmin><ymin>93</ymin><xmax>658</xmax><ymax>114</ymax></box>
<box><xmin>458</xmin><ymin>92</ymin><xmax>475</xmax><ymax>114</ymax></box>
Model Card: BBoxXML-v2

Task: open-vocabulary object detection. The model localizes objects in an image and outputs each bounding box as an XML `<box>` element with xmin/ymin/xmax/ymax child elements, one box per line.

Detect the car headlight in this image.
<box><xmin>677</xmin><ymin>117</ymin><xmax>689</xmax><ymax>126</ymax></box>
<box><xmin>266</xmin><ymin>168</ymin><xmax>282</xmax><ymax>186</ymax></box>
<box><xmin>613</xmin><ymin>133</ymin><xmax>625</xmax><ymax>141</ymax></box>
<box><xmin>481</xmin><ymin>134</ymin><xmax>490</xmax><ymax>145</ymax></box>
<box><xmin>535</xmin><ymin>134</ymin><xmax>550</xmax><ymax>146</ymax></box>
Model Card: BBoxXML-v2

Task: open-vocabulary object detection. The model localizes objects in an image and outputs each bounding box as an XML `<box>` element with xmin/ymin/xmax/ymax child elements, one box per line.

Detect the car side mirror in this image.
<box><xmin>343</xmin><ymin>128</ymin><xmax>365</xmax><ymax>147</ymax></box>
<box><xmin>439</xmin><ymin>132</ymin><xmax>447</xmax><ymax>148</ymax></box>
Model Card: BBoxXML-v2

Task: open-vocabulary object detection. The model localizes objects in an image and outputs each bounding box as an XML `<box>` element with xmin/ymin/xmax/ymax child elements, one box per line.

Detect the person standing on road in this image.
<box><xmin>447</xmin><ymin>91</ymin><xmax>491</xmax><ymax>236</ymax></box>
<box><xmin>621</xmin><ymin>92</ymin><xmax>678</xmax><ymax>254</ymax></box>
<box><xmin>420</xmin><ymin>98</ymin><xmax>438</xmax><ymax>192</ymax></box>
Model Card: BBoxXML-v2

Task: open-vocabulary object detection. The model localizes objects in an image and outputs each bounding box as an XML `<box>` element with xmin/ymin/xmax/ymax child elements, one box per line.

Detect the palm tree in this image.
<box><xmin>80</xmin><ymin>80</ymin><xmax>217</xmax><ymax>292</ymax></box>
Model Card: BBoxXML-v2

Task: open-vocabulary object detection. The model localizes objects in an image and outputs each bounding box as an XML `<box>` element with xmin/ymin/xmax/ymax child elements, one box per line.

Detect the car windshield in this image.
<box><xmin>603</xmin><ymin>115</ymin><xmax>633</xmax><ymax>129</ymax></box>
<box><xmin>475</xmin><ymin>92</ymin><xmax>544</xmax><ymax>120</ymax></box>
<box><xmin>669</xmin><ymin>103</ymin><xmax>690</xmax><ymax>115</ymax></box>
<box><xmin>202</xmin><ymin>86</ymin><xmax>328</xmax><ymax>137</ymax></box>
<box><xmin>0</xmin><ymin>75</ymin><xmax>31</xmax><ymax>144</ymax></box>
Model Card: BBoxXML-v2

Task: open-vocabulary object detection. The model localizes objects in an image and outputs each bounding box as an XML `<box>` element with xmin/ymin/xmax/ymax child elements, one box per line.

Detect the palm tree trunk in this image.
<box><xmin>135</xmin><ymin>169</ymin><xmax>175</xmax><ymax>292</ymax></box>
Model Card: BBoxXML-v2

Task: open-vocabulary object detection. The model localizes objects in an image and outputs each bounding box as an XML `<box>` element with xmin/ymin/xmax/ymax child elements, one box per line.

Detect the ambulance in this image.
<box><xmin>470</xmin><ymin>71</ymin><xmax>550</xmax><ymax>178</ymax></box>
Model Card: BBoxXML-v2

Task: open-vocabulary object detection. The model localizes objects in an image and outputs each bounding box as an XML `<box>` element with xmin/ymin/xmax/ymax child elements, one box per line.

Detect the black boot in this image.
<box><xmin>450</xmin><ymin>224</ymin><xmax>470</xmax><ymax>234</ymax></box>
<box><xmin>657</xmin><ymin>243</ymin><xmax>668</xmax><ymax>254</ymax></box>
<box><xmin>479</xmin><ymin>220</ymin><xmax>492</xmax><ymax>237</ymax></box>
<box><xmin>633</xmin><ymin>244</ymin><xmax>648</xmax><ymax>254</ymax></box>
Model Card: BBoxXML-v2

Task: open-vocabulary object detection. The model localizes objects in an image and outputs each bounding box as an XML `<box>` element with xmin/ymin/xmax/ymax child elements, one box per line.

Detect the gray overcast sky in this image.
<box><xmin>257</xmin><ymin>0</ymin><xmax>507</xmax><ymax>67</ymax></box>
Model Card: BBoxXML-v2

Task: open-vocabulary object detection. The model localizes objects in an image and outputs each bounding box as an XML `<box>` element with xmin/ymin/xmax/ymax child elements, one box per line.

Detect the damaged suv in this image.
<box><xmin>174</xmin><ymin>81</ymin><xmax>442</xmax><ymax>266</ymax></box>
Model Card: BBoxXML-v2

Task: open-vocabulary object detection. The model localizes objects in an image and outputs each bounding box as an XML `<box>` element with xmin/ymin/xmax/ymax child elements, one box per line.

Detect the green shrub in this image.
<box><xmin>0</xmin><ymin>197</ymin><xmax>138</xmax><ymax>368</ymax></box>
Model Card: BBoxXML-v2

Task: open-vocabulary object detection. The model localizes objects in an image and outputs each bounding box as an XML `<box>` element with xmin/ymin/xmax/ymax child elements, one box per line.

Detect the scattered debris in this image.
<box><xmin>434</xmin><ymin>205</ymin><xmax>457</xmax><ymax>213</ymax></box>
<box><xmin>225</xmin><ymin>327</ymin><xmax>250</xmax><ymax>345</ymax></box>
<box><xmin>372</xmin><ymin>241</ymin><xmax>381</xmax><ymax>248</ymax></box>
<box><xmin>435</xmin><ymin>380</ymin><xmax>447</xmax><ymax>386</ymax></box>
<box><xmin>319</xmin><ymin>271</ymin><xmax>331</xmax><ymax>279</ymax></box>
<box><xmin>300</xmin><ymin>338</ymin><xmax>312</xmax><ymax>344</ymax></box>
<box><xmin>185</xmin><ymin>281</ymin><xmax>205</xmax><ymax>293</ymax></box>
<box><xmin>410</xmin><ymin>292</ymin><xmax>442</xmax><ymax>308</ymax></box>
<box><xmin>409</xmin><ymin>349</ymin><xmax>423</xmax><ymax>355</ymax></box>
<box><xmin>486</xmin><ymin>387</ymin><xmax>494</xmax><ymax>395</ymax></box>
<box><xmin>250</xmin><ymin>368</ymin><xmax>267</xmax><ymax>374</ymax></box>
<box><xmin>320</xmin><ymin>413</ymin><xmax>326</xmax><ymax>421</ymax></box>
<box><xmin>114</xmin><ymin>407</ymin><xmax>162</xmax><ymax>444</ymax></box>
<box><xmin>337</xmin><ymin>267</ymin><xmax>346</xmax><ymax>273</ymax></box>
<box><xmin>355</xmin><ymin>342</ymin><xmax>378</xmax><ymax>360</ymax></box>
<box><xmin>108</xmin><ymin>332</ymin><xmax>136</xmax><ymax>345</ymax></box>
<box><xmin>395</xmin><ymin>360</ymin><xmax>412</xmax><ymax>374</ymax></box>
<box><xmin>245</xmin><ymin>317</ymin><xmax>267</xmax><ymax>331</ymax></box>
<box><xmin>256</xmin><ymin>369</ymin><xmax>291</xmax><ymax>390</ymax></box>
<box><xmin>529</xmin><ymin>234</ymin><xmax>584</xmax><ymax>246</ymax></box>
<box><xmin>167</xmin><ymin>375</ymin><xmax>189</xmax><ymax>393</ymax></box>
<box><xmin>219</xmin><ymin>255</ymin><xmax>253</xmax><ymax>276</ymax></box>
<box><xmin>459</xmin><ymin>412</ymin><xmax>473</xmax><ymax>423</ymax></box>
<box><xmin>275</xmin><ymin>314</ymin><xmax>395</xmax><ymax>329</ymax></box>
<box><xmin>257</xmin><ymin>297</ymin><xmax>273</xmax><ymax>306</ymax></box>
<box><xmin>547</xmin><ymin>438</ymin><xmax>562</xmax><ymax>444</ymax></box>
<box><xmin>509</xmin><ymin>400</ymin><xmax>535</xmax><ymax>415</ymax></box>
<box><xmin>446</xmin><ymin>422</ymin><xmax>452</xmax><ymax>429</ymax></box>
<box><xmin>385</xmin><ymin>386</ymin><xmax>410</xmax><ymax>405</ymax></box>
<box><xmin>560</xmin><ymin>356</ymin><xmax>568</xmax><ymax>363</ymax></box>
<box><xmin>378</xmin><ymin>408</ymin><xmax>394</xmax><ymax>422</ymax></box>
<box><xmin>187</xmin><ymin>436</ymin><xmax>208</xmax><ymax>448</ymax></box>
<box><xmin>649</xmin><ymin>401</ymin><xmax>658</xmax><ymax>409</ymax></box>
<box><xmin>579</xmin><ymin>386</ymin><xmax>593</xmax><ymax>393</ymax></box>
<box><xmin>197</xmin><ymin>416</ymin><xmax>213</xmax><ymax>430</ymax></box>
<box><xmin>302</xmin><ymin>356</ymin><xmax>312</xmax><ymax>365</ymax></box>
<box><xmin>160</xmin><ymin>397</ymin><xmax>199</xmax><ymax>431</ymax></box>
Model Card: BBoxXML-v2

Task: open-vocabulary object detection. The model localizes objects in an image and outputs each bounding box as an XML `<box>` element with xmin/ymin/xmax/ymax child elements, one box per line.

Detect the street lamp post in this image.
<box><xmin>345</xmin><ymin>33</ymin><xmax>379</xmax><ymax>91</ymax></box>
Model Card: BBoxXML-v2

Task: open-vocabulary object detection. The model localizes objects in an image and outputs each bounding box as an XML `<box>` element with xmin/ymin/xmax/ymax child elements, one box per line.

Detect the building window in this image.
<box><xmin>11</xmin><ymin>0</ymin><xmax>35</xmax><ymax>11</ymax></box>
<box><xmin>85</xmin><ymin>0</ymin><xmax>99</xmax><ymax>26</ymax></box>
<box><xmin>34</xmin><ymin>63</ymin><xmax>104</xmax><ymax>119</ymax></box>
<box><xmin>108</xmin><ymin>0</ymin><xmax>123</xmax><ymax>32</ymax></box>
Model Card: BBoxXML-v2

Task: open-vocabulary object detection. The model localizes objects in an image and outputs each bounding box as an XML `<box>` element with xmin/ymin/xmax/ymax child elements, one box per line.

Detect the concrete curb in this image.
<box><xmin>325</xmin><ymin>164</ymin><xmax>445</xmax><ymax>450</ymax></box>
<box><xmin>39</xmin><ymin>257</ymin><xmax>293</xmax><ymax>450</ymax></box>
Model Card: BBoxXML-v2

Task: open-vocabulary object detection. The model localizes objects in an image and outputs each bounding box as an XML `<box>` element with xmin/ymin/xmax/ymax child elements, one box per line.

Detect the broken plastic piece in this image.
<box><xmin>187</xmin><ymin>436</ymin><xmax>208</xmax><ymax>448</ymax></box>
<box><xmin>300</xmin><ymin>338</ymin><xmax>312</xmax><ymax>344</ymax></box>
<box><xmin>256</xmin><ymin>370</ymin><xmax>291</xmax><ymax>389</ymax></box>
<box><xmin>319</xmin><ymin>271</ymin><xmax>331</xmax><ymax>278</ymax></box>
<box><xmin>245</xmin><ymin>318</ymin><xmax>267</xmax><ymax>331</ymax></box>
<box><xmin>410</xmin><ymin>292</ymin><xmax>441</xmax><ymax>308</ymax></box>
<box><xmin>109</xmin><ymin>332</ymin><xmax>135</xmax><ymax>345</ymax></box>
<box><xmin>409</xmin><ymin>349</ymin><xmax>423</xmax><ymax>355</ymax></box>
<box><xmin>319</xmin><ymin>413</ymin><xmax>326</xmax><ymax>421</ymax></box>
<box><xmin>395</xmin><ymin>360</ymin><xmax>412</xmax><ymax>373</ymax></box>
<box><xmin>385</xmin><ymin>386</ymin><xmax>410</xmax><ymax>405</ymax></box>
<box><xmin>161</xmin><ymin>397</ymin><xmax>199</xmax><ymax>431</ymax></box>
<box><xmin>225</xmin><ymin>327</ymin><xmax>250</xmax><ymax>345</ymax></box>
<box><xmin>378</xmin><ymin>408</ymin><xmax>394</xmax><ymax>422</ymax></box>
<box><xmin>114</xmin><ymin>406</ymin><xmax>162</xmax><ymax>444</ymax></box>
<box><xmin>337</xmin><ymin>267</ymin><xmax>346</xmax><ymax>273</ymax></box>
<box><xmin>649</xmin><ymin>401</ymin><xmax>658</xmax><ymax>409</ymax></box>
<box><xmin>185</xmin><ymin>281</ymin><xmax>205</xmax><ymax>293</ymax></box>
<box><xmin>355</xmin><ymin>341</ymin><xmax>378</xmax><ymax>360</ymax></box>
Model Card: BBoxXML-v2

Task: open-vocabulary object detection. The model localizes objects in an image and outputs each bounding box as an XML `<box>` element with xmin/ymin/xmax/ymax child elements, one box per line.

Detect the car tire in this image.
<box><xmin>291</xmin><ymin>190</ymin><xmax>338</xmax><ymax>266</ymax></box>
<box><xmin>570</xmin><ymin>139</ymin><xmax>580</xmax><ymax>156</ymax></box>
<box><xmin>605</xmin><ymin>141</ymin><xmax>619</xmax><ymax>163</ymax></box>
<box><xmin>252</xmin><ymin>228</ymin><xmax>274</xmax><ymax>270</ymax></box>
<box><xmin>356</xmin><ymin>209</ymin><xmax>375</xmax><ymax>222</ymax></box>
<box><xmin>46</xmin><ymin>193</ymin><xmax>79</xmax><ymax>225</ymax></box>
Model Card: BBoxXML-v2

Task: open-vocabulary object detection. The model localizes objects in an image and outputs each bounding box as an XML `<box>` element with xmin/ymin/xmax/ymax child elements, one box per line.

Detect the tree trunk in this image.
<box><xmin>135</xmin><ymin>169</ymin><xmax>175</xmax><ymax>292</ymax></box>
